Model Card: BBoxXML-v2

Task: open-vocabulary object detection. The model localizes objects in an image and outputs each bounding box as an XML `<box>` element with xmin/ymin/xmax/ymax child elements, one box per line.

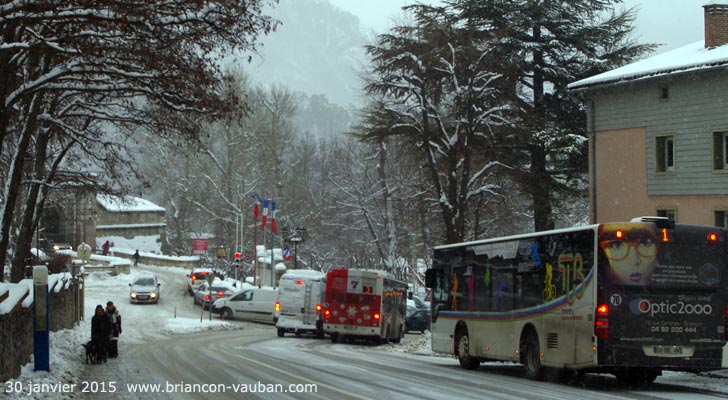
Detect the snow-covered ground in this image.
<box><xmin>3</xmin><ymin>261</ymin><xmax>728</xmax><ymax>398</ymax></box>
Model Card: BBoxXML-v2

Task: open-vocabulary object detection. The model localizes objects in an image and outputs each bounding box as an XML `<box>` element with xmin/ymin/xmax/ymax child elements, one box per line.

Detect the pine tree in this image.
<box><xmin>449</xmin><ymin>0</ymin><xmax>654</xmax><ymax>230</ymax></box>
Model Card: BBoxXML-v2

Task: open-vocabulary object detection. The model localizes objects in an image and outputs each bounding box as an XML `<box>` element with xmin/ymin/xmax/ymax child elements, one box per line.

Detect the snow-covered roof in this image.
<box><xmin>281</xmin><ymin>269</ymin><xmax>325</xmax><ymax>279</ymax></box>
<box><xmin>96</xmin><ymin>194</ymin><xmax>166</xmax><ymax>213</ymax></box>
<box><xmin>568</xmin><ymin>40</ymin><xmax>728</xmax><ymax>91</ymax></box>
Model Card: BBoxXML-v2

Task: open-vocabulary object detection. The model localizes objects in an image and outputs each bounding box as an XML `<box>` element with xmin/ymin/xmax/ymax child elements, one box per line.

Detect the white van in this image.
<box><xmin>212</xmin><ymin>287</ymin><xmax>277</xmax><ymax>324</ymax></box>
<box><xmin>275</xmin><ymin>270</ymin><xmax>326</xmax><ymax>338</ymax></box>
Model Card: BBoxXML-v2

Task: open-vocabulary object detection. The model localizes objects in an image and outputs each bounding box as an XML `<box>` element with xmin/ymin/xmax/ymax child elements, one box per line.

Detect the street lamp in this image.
<box><xmin>285</xmin><ymin>227</ymin><xmax>306</xmax><ymax>270</ymax></box>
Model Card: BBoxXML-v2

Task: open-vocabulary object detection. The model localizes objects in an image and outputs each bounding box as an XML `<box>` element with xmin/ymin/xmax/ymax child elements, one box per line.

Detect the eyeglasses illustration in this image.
<box><xmin>599</xmin><ymin>238</ymin><xmax>657</xmax><ymax>261</ymax></box>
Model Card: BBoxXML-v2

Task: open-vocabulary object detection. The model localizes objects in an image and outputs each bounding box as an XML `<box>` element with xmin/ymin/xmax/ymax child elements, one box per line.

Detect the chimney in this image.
<box><xmin>704</xmin><ymin>3</ymin><xmax>728</xmax><ymax>48</ymax></box>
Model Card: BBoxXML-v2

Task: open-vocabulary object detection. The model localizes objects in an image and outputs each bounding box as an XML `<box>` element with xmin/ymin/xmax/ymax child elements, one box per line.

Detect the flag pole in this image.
<box><xmin>270</xmin><ymin>201</ymin><xmax>276</xmax><ymax>286</ymax></box>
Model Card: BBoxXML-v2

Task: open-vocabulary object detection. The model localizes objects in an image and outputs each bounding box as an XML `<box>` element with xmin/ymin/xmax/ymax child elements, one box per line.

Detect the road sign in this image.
<box><xmin>193</xmin><ymin>239</ymin><xmax>208</xmax><ymax>255</ymax></box>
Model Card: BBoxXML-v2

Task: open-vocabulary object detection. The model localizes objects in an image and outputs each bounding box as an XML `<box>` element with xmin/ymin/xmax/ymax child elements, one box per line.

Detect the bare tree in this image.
<box><xmin>0</xmin><ymin>0</ymin><xmax>278</xmax><ymax>281</ymax></box>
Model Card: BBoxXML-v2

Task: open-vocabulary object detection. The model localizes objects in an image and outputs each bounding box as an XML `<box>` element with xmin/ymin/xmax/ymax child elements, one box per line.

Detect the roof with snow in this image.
<box><xmin>97</xmin><ymin>194</ymin><xmax>166</xmax><ymax>213</ymax></box>
<box><xmin>568</xmin><ymin>40</ymin><xmax>728</xmax><ymax>91</ymax></box>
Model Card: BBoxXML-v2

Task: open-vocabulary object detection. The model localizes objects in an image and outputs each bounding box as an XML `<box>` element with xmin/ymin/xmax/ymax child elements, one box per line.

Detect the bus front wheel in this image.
<box><xmin>455</xmin><ymin>331</ymin><xmax>480</xmax><ymax>370</ymax></box>
<box><xmin>523</xmin><ymin>334</ymin><xmax>544</xmax><ymax>381</ymax></box>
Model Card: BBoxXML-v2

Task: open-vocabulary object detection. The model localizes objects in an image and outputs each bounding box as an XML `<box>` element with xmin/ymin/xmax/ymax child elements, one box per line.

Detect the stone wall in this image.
<box><xmin>0</xmin><ymin>281</ymin><xmax>80</xmax><ymax>382</ymax></box>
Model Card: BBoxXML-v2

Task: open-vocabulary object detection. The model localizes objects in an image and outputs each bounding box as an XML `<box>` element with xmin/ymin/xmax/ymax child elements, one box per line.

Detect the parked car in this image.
<box><xmin>187</xmin><ymin>268</ymin><xmax>213</xmax><ymax>295</ymax></box>
<box><xmin>129</xmin><ymin>272</ymin><xmax>161</xmax><ymax>304</ymax></box>
<box><xmin>406</xmin><ymin>295</ymin><xmax>429</xmax><ymax>316</ymax></box>
<box><xmin>212</xmin><ymin>287</ymin><xmax>277</xmax><ymax>323</ymax></box>
<box><xmin>193</xmin><ymin>281</ymin><xmax>233</xmax><ymax>310</ymax></box>
<box><xmin>404</xmin><ymin>309</ymin><xmax>430</xmax><ymax>333</ymax></box>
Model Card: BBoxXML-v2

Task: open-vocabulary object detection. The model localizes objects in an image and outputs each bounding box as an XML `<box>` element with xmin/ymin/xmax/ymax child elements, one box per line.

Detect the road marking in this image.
<box><xmin>231</xmin><ymin>351</ymin><xmax>371</xmax><ymax>400</ymax></box>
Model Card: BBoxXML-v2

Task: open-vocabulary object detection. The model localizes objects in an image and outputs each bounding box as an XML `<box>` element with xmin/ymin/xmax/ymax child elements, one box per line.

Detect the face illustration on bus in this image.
<box><xmin>599</xmin><ymin>223</ymin><xmax>660</xmax><ymax>286</ymax></box>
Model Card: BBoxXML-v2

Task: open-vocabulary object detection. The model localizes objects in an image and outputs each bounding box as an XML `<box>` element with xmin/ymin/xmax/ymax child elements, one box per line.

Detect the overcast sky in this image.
<box><xmin>328</xmin><ymin>0</ymin><xmax>706</xmax><ymax>55</ymax></box>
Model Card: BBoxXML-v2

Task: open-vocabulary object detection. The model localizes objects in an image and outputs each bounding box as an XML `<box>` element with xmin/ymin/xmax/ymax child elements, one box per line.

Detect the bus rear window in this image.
<box><xmin>599</xmin><ymin>223</ymin><xmax>725</xmax><ymax>289</ymax></box>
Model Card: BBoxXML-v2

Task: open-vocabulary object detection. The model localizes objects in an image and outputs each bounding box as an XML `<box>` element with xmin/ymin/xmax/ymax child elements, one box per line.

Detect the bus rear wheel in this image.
<box><xmin>523</xmin><ymin>334</ymin><xmax>544</xmax><ymax>381</ymax></box>
<box><xmin>456</xmin><ymin>331</ymin><xmax>480</xmax><ymax>370</ymax></box>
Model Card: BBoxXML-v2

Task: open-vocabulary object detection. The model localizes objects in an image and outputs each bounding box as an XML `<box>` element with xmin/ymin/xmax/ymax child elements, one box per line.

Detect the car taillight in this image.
<box><xmin>191</xmin><ymin>276</ymin><xmax>197</xmax><ymax>281</ymax></box>
<box><xmin>595</xmin><ymin>304</ymin><xmax>609</xmax><ymax>339</ymax></box>
<box><xmin>204</xmin><ymin>294</ymin><xmax>210</xmax><ymax>300</ymax></box>
<box><xmin>316</xmin><ymin>304</ymin><xmax>322</xmax><ymax>312</ymax></box>
<box><xmin>217</xmin><ymin>291</ymin><xmax>224</xmax><ymax>297</ymax></box>
<box><xmin>324</xmin><ymin>309</ymin><xmax>330</xmax><ymax>319</ymax></box>
<box><xmin>275</xmin><ymin>301</ymin><xmax>280</xmax><ymax>312</ymax></box>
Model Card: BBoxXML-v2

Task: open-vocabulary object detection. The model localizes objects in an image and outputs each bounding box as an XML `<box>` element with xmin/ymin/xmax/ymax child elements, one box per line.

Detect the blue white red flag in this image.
<box><xmin>282</xmin><ymin>247</ymin><xmax>291</xmax><ymax>261</ymax></box>
<box><xmin>261</xmin><ymin>199</ymin><xmax>269</xmax><ymax>229</ymax></box>
<box><xmin>271</xmin><ymin>201</ymin><xmax>277</xmax><ymax>235</ymax></box>
<box><xmin>251</xmin><ymin>194</ymin><xmax>261</xmax><ymax>221</ymax></box>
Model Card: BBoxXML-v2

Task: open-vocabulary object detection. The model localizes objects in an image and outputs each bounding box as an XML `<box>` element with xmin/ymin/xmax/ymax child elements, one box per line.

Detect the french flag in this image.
<box><xmin>252</xmin><ymin>194</ymin><xmax>262</xmax><ymax>222</ymax></box>
<box><xmin>270</xmin><ymin>201</ymin><xmax>277</xmax><ymax>235</ymax></box>
<box><xmin>282</xmin><ymin>247</ymin><xmax>291</xmax><ymax>261</ymax></box>
<box><xmin>261</xmin><ymin>199</ymin><xmax>269</xmax><ymax>229</ymax></box>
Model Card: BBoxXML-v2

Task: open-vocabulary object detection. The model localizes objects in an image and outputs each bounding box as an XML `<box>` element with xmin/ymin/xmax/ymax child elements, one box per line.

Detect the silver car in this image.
<box><xmin>129</xmin><ymin>272</ymin><xmax>161</xmax><ymax>304</ymax></box>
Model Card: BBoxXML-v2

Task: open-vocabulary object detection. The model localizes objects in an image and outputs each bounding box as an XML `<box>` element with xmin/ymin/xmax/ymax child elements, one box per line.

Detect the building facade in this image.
<box><xmin>569</xmin><ymin>3</ymin><xmax>728</xmax><ymax>226</ymax></box>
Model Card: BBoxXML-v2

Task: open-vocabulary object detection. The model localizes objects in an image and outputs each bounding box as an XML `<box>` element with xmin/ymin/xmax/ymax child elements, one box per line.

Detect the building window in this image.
<box><xmin>656</xmin><ymin>209</ymin><xmax>677</xmax><ymax>223</ymax></box>
<box><xmin>655</xmin><ymin>135</ymin><xmax>675</xmax><ymax>172</ymax></box>
<box><xmin>715</xmin><ymin>210</ymin><xmax>728</xmax><ymax>228</ymax></box>
<box><xmin>713</xmin><ymin>131</ymin><xmax>728</xmax><ymax>170</ymax></box>
<box><xmin>659</xmin><ymin>87</ymin><xmax>669</xmax><ymax>101</ymax></box>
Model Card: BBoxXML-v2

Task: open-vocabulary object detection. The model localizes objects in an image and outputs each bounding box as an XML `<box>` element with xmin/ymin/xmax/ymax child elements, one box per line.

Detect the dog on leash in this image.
<box><xmin>82</xmin><ymin>340</ymin><xmax>97</xmax><ymax>364</ymax></box>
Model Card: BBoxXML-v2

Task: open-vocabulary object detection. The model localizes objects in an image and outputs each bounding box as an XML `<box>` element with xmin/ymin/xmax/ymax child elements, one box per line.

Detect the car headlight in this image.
<box><xmin>130</xmin><ymin>292</ymin><xmax>137</xmax><ymax>299</ymax></box>
<box><xmin>150</xmin><ymin>292</ymin><xmax>157</xmax><ymax>298</ymax></box>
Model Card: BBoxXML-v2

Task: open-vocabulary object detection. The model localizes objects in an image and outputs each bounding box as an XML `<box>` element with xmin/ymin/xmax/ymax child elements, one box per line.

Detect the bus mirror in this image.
<box><xmin>425</xmin><ymin>269</ymin><xmax>436</xmax><ymax>288</ymax></box>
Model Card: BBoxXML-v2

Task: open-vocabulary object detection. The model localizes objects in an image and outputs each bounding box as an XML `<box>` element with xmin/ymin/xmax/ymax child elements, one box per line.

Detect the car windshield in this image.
<box><xmin>134</xmin><ymin>277</ymin><xmax>156</xmax><ymax>286</ymax></box>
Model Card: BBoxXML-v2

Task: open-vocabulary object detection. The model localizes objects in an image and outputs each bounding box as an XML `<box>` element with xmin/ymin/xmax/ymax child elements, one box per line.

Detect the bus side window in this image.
<box><xmin>425</xmin><ymin>269</ymin><xmax>436</xmax><ymax>288</ymax></box>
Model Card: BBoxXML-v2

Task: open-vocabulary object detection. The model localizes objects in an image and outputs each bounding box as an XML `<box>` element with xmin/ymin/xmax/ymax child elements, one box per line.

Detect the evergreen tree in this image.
<box><xmin>449</xmin><ymin>0</ymin><xmax>654</xmax><ymax>230</ymax></box>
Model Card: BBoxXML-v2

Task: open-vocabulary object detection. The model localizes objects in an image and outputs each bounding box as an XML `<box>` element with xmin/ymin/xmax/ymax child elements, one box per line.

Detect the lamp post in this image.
<box><xmin>286</xmin><ymin>227</ymin><xmax>306</xmax><ymax>270</ymax></box>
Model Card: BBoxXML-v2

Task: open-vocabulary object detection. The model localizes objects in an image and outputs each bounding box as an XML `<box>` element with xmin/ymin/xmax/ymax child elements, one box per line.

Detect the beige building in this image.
<box><xmin>569</xmin><ymin>3</ymin><xmax>728</xmax><ymax>226</ymax></box>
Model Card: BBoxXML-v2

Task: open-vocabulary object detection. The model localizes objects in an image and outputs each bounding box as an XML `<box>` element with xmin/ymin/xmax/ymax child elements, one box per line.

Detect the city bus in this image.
<box><xmin>324</xmin><ymin>268</ymin><xmax>407</xmax><ymax>344</ymax></box>
<box><xmin>425</xmin><ymin>217</ymin><xmax>728</xmax><ymax>384</ymax></box>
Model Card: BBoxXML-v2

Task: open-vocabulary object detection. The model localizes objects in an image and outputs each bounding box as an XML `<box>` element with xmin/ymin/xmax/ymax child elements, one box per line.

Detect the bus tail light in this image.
<box><xmin>595</xmin><ymin>304</ymin><xmax>609</xmax><ymax>339</ymax></box>
<box><xmin>374</xmin><ymin>313</ymin><xmax>380</xmax><ymax>320</ymax></box>
<box><xmin>316</xmin><ymin>304</ymin><xmax>322</xmax><ymax>312</ymax></box>
<box><xmin>324</xmin><ymin>309</ymin><xmax>331</xmax><ymax>319</ymax></box>
<box><xmin>275</xmin><ymin>301</ymin><xmax>280</xmax><ymax>312</ymax></box>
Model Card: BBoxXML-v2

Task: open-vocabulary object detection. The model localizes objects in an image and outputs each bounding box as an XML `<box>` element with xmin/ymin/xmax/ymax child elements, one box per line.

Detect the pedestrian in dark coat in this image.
<box><xmin>106</xmin><ymin>301</ymin><xmax>122</xmax><ymax>358</ymax></box>
<box><xmin>101</xmin><ymin>240</ymin><xmax>110</xmax><ymax>256</ymax></box>
<box><xmin>132</xmin><ymin>250</ymin><xmax>140</xmax><ymax>267</ymax></box>
<box><xmin>91</xmin><ymin>304</ymin><xmax>111</xmax><ymax>363</ymax></box>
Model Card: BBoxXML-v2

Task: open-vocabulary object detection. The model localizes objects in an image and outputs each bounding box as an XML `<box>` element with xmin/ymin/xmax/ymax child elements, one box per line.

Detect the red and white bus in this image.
<box><xmin>324</xmin><ymin>268</ymin><xmax>408</xmax><ymax>344</ymax></box>
<box><xmin>425</xmin><ymin>217</ymin><xmax>728</xmax><ymax>384</ymax></box>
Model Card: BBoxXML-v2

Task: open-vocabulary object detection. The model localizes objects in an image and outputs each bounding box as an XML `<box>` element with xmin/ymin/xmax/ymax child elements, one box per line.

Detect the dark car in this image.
<box><xmin>404</xmin><ymin>309</ymin><xmax>430</xmax><ymax>333</ymax></box>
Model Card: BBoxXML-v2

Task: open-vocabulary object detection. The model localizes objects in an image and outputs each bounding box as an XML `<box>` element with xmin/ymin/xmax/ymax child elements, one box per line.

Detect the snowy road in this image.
<box><xmin>6</xmin><ymin>264</ymin><xmax>728</xmax><ymax>400</ymax></box>
<box><xmin>76</xmin><ymin>327</ymin><xmax>728</xmax><ymax>400</ymax></box>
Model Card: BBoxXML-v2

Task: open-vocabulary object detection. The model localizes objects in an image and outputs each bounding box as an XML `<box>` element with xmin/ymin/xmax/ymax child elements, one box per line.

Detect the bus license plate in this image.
<box><xmin>343</xmin><ymin>325</ymin><xmax>356</xmax><ymax>330</ymax></box>
<box><xmin>653</xmin><ymin>346</ymin><xmax>683</xmax><ymax>355</ymax></box>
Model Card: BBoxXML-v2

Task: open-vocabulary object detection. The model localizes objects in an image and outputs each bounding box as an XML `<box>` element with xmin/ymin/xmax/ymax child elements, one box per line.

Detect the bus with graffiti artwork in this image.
<box><xmin>425</xmin><ymin>217</ymin><xmax>728</xmax><ymax>383</ymax></box>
